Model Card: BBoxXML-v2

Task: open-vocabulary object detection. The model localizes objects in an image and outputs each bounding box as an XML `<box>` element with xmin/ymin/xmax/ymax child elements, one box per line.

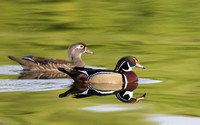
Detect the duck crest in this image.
<box><xmin>114</xmin><ymin>56</ymin><xmax>134</xmax><ymax>72</ymax></box>
<box><xmin>114</xmin><ymin>58</ymin><xmax>126</xmax><ymax>72</ymax></box>
<box><xmin>114</xmin><ymin>56</ymin><xmax>145</xmax><ymax>72</ymax></box>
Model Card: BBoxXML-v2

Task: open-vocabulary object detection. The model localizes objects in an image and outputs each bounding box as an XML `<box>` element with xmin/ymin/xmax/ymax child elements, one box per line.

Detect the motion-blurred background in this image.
<box><xmin>0</xmin><ymin>0</ymin><xmax>199</xmax><ymax>125</ymax></box>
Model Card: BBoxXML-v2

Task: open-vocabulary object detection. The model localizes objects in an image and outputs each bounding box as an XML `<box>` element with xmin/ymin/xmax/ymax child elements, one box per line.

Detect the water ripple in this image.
<box><xmin>0</xmin><ymin>79</ymin><xmax>73</xmax><ymax>92</ymax></box>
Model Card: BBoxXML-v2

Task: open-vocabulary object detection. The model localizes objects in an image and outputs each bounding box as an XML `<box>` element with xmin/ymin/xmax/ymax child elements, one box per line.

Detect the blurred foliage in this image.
<box><xmin>0</xmin><ymin>0</ymin><xmax>200</xmax><ymax>125</ymax></box>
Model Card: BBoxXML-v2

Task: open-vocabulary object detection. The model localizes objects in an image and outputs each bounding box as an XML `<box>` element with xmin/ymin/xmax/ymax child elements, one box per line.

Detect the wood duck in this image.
<box><xmin>18</xmin><ymin>71</ymin><xmax>69</xmax><ymax>79</ymax></box>
<box><xmin>58</xmin><ymin>56</ymin><xmax>146</xmax><ymax>103</ymax></box>
<box><xmin>8</xmin><ymin>43</ymin><xmax>94</xmax><ymax>71</ymax></box>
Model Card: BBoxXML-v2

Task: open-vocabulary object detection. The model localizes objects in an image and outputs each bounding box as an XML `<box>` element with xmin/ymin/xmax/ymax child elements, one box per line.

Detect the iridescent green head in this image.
<box><xmin>114</xmin><ymin>56</ymin><xmax>145</xmax><ymax>72</ymax></box>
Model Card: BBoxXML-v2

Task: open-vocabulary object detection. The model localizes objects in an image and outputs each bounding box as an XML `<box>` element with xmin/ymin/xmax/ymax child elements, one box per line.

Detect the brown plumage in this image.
<box><xmin>8</xmin><ymin>43</ymin><xmax>94</xmax><ymax>71</ymax></box>
<box><xmin>18</xmin><ymin>71</ymin><xmax>69</xmax><ymax>79</ymax></box>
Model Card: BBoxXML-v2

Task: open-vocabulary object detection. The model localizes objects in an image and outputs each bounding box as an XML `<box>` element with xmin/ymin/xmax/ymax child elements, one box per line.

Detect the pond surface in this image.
<box><xmin>0</xmin><ymin>65</ymin><xmax>162</xmax><ymax>92</ymax></box>
<box><xmin>147</xmin><ymin>114</ymin><xmax>200</xmax><ymax>125</ymax></box>
<box><xmin>0</xmin><ymin>0</ymin><xmax>199</xmax><ymax>124</ymax></box>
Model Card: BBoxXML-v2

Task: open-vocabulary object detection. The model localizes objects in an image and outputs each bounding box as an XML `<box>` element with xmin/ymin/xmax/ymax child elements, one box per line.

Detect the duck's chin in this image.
<box><xmin>122</xmin><ymin>68</ymin><xmax>133</xmax><ymax>72</ymax></box>
<box><xmin>122</xmin><ymin>63</ymin><xmax>133</xmax><ymax>72</ymax></box>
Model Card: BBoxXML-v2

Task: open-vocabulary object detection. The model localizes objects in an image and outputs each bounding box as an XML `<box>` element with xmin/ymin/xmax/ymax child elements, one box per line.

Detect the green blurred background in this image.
<box><xmin>0</xmin><ymin>0</ymin><xmax>199</xmax><ymax>125</ymax></box>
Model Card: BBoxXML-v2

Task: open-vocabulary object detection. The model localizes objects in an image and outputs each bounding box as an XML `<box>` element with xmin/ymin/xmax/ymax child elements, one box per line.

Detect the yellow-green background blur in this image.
<box><xmin>0</xmin><ymin>0</ymin><xmax>199</xmax><ymax>125</ymax></box>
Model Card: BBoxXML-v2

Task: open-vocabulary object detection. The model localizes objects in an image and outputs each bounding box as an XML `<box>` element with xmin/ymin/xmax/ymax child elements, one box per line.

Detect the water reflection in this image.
<box><xmin>0</xmin><ymin>65</ymin><xmax>23</xmax><ymax>75</ymax></box>
<box><xmin>0</xmin><ymin>65</ymin><xmax>162</xmax><ymax>92</ymax></box>
<box><xmin>0</xmin><ymin>79</ymin><xmax>73</xmax><ymax>92</ymax></box>
<box><xmin>59</xmin><ymin>81</ymin><xmax>116</xmax><ymax>98</ymax></box>
<box><xmin>59</xmin><ymin>81</ymin><xmax>146</xmax><ymax>103</ymax></box>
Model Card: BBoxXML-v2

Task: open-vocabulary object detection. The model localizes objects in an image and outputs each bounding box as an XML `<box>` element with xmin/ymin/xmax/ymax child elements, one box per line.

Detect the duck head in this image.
<box><xmin>114</xmin><ymin>56</ymin><xmax>145</xmax><ymax>72</ymax></box>
<box><xmin>67</xmin><ymin>43</ymin><xmax>94</xmax><ymax>60</ymax></box>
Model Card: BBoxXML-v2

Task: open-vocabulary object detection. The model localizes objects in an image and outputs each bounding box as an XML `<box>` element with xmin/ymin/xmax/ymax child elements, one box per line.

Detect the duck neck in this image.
<box><xmin>71</xmin><ymin>56</ymin><xmax>85</xmax><ymax>67</ymax></box>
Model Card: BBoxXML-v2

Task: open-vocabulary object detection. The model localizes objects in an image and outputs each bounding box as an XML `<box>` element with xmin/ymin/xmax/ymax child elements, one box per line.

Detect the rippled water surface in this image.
<box><xmin>0</xmin><ymin>0</ymin><xmax>199</xmax><ymax>125</ymax></box>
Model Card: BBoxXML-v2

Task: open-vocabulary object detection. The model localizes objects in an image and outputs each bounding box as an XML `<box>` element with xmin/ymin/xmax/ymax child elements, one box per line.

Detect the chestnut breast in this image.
<box><xmin>124</xmin><ymin>71</ymin><xmax>138</xmax><ymax>91</ymax></box>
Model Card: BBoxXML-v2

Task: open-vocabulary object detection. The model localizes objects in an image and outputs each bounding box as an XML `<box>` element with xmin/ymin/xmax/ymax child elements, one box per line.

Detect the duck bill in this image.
<box><xmin>135</xmin><ymin>62</ymin><xmax>145</xmax><ymax>69</ymax></box>
<box><xmin>85</xmin><ymin>47</ymin><xmax>94</xmax><ymax>54</ymax></box>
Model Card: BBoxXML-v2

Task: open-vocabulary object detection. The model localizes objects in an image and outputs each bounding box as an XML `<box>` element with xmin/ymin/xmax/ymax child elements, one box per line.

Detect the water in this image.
<box><xmin>0</xmin><ymin>65</ymin><xmax>162</xmax><ymax>92</ymax></box>
<box><xmin>0</xmin><ymin>79</ymin><xmax>73</xmax><ymax>92</ymax></box>
<box><xmin>147</xmin><ymin>114</ymin><xmax>200</xmax><ymax>125</ymax></box>
<box><xmin>0</xmin><ymin>65</ymin><xmax>22</xmax><ymax>75</ymax></box>
<box><xmin>0</xmin><ymin>0</ymin><xmax>199</xmax><ymax>124</ymax></box>
<box><xmin>80</xmin><ymin>104</ymin><xmax>140</xmax><ymax>112</ymax></box>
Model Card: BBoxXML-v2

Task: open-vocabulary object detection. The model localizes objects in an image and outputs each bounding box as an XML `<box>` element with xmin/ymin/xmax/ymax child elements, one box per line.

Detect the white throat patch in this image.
<box><xmin>122</xmin><ymin>62</ymin><xmax>132</xmax><ymax>72</ymax></box>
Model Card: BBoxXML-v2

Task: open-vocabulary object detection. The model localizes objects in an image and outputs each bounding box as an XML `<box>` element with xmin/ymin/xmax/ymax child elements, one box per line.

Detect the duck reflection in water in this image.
<box><xmin>58</xmin><ymin>56</ymin><xmax>146</xmax><ymax>103</ymax></box>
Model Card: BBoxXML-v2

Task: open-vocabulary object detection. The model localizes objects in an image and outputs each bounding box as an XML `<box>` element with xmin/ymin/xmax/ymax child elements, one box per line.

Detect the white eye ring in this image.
<box><xmin>77</xmin><ymin>45</ymin><xmax>84</xmax><ymax>49</ymax></box>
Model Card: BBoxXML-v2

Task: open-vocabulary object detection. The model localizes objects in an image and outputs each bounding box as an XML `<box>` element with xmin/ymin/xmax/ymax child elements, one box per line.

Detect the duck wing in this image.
<box><xmin>58</xmin><ymin>67</ymin><xmax>110</xmax><ymax>78</ymax></box>
<box><xmin>8</xmin><ymin>56</ymin><xmax>71</xmax><ymax>71</ymax></box>
<box><xmin>23</xmin><ymin>56</ymin><xmax>69</xmax><ymax>64</ymax></box>
<box><xmin>8</xmin><ymin>56</ymin><xmax>38</xmax><ymax>69</ymax></box>
<box><xmin>9</xmin><ymin>56</ymin><xmax>69</xmax><ymax>65</ymax></box>
<box><xmin>72</xmin><ymin>67</ymin><xmax>115</xmax><ymax>76</ymax></box>
<box><xmin>18</xmin><ymin>71</ymin><xmax>69</xmax><ymax>79</ymax></box>
<box><xmin>58</xmin><ymin>67</ymin><xmax>118</xmax><ymax>83</ymax></box>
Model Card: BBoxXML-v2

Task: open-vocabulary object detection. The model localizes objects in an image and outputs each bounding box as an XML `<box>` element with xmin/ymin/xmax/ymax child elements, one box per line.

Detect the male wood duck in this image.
<box><xmin>8</xmin><ymin>43</ymin><xmax>94</xmax><ymax>71</ymax></box>
<box><xmin>58</xmin><ymin>56</ymin><xmax>146</xmax><ymax>103</ymax></box>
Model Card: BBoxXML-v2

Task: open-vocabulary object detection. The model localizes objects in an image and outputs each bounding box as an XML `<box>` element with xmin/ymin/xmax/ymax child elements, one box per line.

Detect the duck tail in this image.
<box><xmin>58</xmin><ymin>67</ymin><xmax>74</xmax><ymax>78</ymax></box>
<box><xmin>8</xmin><ymin>56</ymin><xmax>26</xmax><ymax>65</ymax></box>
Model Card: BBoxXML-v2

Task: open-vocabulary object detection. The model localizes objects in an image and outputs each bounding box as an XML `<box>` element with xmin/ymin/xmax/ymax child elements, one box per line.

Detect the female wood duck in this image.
<box><xmin>8</xmin><ymin>43</ymin><xmax>94</xmax><ymax>71</ymax></box>
<box><xmin>58</xmin><ymin>56</ymin><xmax>146</xmax><ymax>103</ymax></box>
<box><xmin>18</xmin><ymin>71</ymin><xmax>69</xmax><ymax>79</ymax></box>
